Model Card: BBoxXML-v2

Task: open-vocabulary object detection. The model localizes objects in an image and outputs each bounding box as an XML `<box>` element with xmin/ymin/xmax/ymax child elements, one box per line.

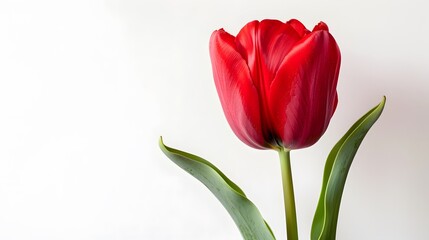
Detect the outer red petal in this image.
<box><xmin>209</xmin><ymin>29</ymin><xmax>268</xmax><ymax>149</ymax></box>
<box><xmin>269</xmin><ymin>30</ymin><xmax>341</xmax><ymax>149</ymax></box>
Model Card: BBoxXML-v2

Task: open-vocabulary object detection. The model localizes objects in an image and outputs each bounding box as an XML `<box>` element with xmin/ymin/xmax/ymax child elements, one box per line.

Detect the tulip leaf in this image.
<box><xmin>311</xmin><ymin>97</ymin><xmax>386</xmax><ymax>240</ymax></box>
<box><xmin>159</xmin><ymin>137</ymin><xmax>276</xmax><ymax>240</ymax></box>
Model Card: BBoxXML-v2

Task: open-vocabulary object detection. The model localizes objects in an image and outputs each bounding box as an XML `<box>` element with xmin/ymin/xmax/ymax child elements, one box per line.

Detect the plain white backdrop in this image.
<box><xmin>0</xmin><ymin>0</ymin><xmax>428</xmax><ymax>239</ymax></box>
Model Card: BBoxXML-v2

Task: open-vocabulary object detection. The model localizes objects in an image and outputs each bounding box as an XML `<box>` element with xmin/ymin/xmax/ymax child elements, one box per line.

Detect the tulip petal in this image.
<box><xmin>209</xmin><ymin>29</ymin><xmax>267</xmax><ymax>149</ymax></box>
<box><xmin>270</xmin><ymin>30</ymin><xmax>341</xmax><ymax>149</ymax></box>
<box><xmin>287</xmin><ymin>19</ymin><xmax>310</xmax><ymax>38</ymax></box>
<box><xmin>235</xmin><ymin>20</ymin><xmax>302</xmax><ymax>88</ymax></box>
<box><xmin>234</xmin><ymin>20</ymin><xmax>303</xmax><ymax>142</ymax></box>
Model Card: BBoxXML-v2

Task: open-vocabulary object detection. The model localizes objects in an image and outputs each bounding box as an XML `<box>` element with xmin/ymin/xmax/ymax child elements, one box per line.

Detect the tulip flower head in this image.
<box><xmin>210</xmin><ymin>19</ymin><xmax>341</xmax><ymax>150</ymax></box>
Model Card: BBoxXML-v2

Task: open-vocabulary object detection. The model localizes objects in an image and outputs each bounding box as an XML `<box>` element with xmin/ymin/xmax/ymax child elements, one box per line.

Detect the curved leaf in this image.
<box><xmin>159</xmin><ymin>138</ymin><xmax>276</xmax><ymax>240</ymax></box>
<box><xmin>311</xmin><ymin>97</ymin><xmax>386</xmax><ymax>240</ymax></box>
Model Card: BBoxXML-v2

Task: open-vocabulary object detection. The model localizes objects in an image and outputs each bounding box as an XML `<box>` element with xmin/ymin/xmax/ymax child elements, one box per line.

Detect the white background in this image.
<box><xmin>0</xmin><ymin>0</ymin><xmax>428</xmax><ymax>239</ymax></box>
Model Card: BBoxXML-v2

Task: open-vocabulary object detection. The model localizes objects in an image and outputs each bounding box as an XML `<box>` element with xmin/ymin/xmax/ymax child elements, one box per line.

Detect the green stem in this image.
<box><xmin>279</xmin><ymin>148</ymin><xmax>298</xmax><ymax>240</ymax></box>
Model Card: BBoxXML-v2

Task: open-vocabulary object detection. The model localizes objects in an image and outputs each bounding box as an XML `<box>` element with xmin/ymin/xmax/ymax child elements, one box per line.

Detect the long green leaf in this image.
<box><xmin>311</xmin><ymin>97</ymin><xmax>386</xmax><ymax>240</ymax></box>
<box><xmin>160</xmin><ymin>138</ymin><xmax>276</xmax><ymax>240</ymax></box>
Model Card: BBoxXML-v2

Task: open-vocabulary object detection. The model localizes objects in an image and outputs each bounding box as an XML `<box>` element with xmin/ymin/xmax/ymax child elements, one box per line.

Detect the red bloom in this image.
<box><xmin>209</xmin><ymin>19</ymin><xmax>341</xmax><ymax>150</ymax></box>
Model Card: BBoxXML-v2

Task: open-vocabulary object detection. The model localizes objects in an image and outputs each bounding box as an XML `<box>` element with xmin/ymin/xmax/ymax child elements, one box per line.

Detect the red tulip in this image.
<box><xmin>210</xmin><ymin>19</ymin><xmax>341</xmax><ymax>150</ymax></box>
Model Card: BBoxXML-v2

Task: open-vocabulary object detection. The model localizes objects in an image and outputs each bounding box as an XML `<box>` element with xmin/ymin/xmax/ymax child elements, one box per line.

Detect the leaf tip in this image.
<box><xmin>377</xmin><ymin>96</ymin><xmax>386</xmax><ymax>113</ymax></box>
<box><xmin>159</xmin><ymin>136</ymin><xmax>168</xmax><ymax>152</ymax></box>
